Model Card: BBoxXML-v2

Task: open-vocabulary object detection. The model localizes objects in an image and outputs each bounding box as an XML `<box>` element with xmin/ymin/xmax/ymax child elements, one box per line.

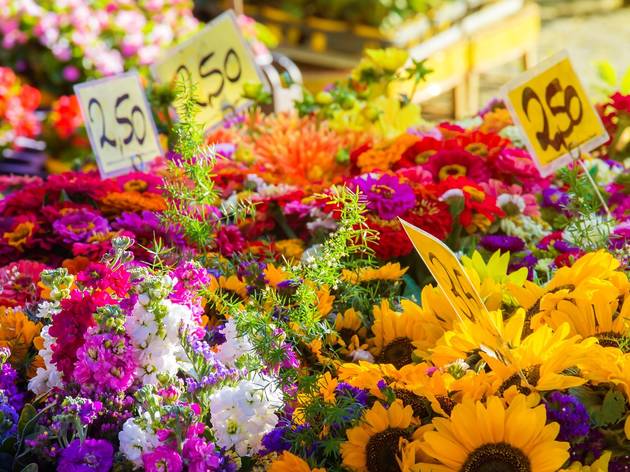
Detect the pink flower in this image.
<box><xmin>142</xmin><ymin>446</ymin><xmax>183</xmax><ymax>472</ymax></box>
<box><xmin>215</xmin><ymin>225</ymin><xmax>246</xmax><ymax>257</ymax></box>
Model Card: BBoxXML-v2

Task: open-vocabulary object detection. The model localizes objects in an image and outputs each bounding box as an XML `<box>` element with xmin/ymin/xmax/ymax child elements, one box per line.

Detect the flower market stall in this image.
<box><xmin>0</xmin><ymin>1</ymin><xmax>629</xmax><ymax>471</ymax></box>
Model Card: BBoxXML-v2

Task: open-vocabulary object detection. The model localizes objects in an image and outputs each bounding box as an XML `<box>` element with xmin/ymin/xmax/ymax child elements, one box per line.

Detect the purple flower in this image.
<box><xmin>57</xmin><ymin>438</ymin><xmax>114</xmax><ymax>472</ymax></box>
<box><xmin>143</xmin><ymin>445</ymin><xmax>183</xmax><ymax>472</ymax></box>
<box><xmin>509</xmin><ymin>252</ymin><xmax>538</xmax><ymax>280</ymax></box>
<box><xmin>0</xmin><ymin>360</ymin><xmax>23</xmax><ymax>411</ymax></box>
<box><xmin>0</xmin><ymin>400</ymin><xmax>18</xmax><ymax>442</ymax></box>
<box><xmin>545</xmin><ymin>392</ymin><xmax>590</xmax><ymax>441</ymax></box>
<box><xmin>611</xmin><ymin>222</ymin><xmax>630</xmax><ymax>250</ymax></box>
<box><xmin>53</xmin><ymin>208</ymin><xmax>109</xmax><ymax>244</ymax></box>
<box><xmin>480</xmin><ymin>234</ymin><xmax>525</xmax><ymax>253</ymax></box>
<box><xmin>335</xmin><ymin>382</ymin><xmax>369</xmax><ymax>406</ymax></box>
<box><xmin>541</xmin><ymin>187</ymin><xmax>570</xmax><ymax>210</ymax></box>
<box><xmin>610</xmin><ymin>455</ymin><xmax>630</xmax><ymax>472</ymax></box>
<box><xmin>351</xmin><ymin>173</ymin><xmax>416</xmax><ymax>220</ymax></box>
<box><xmin>261</xmin><ymin>425</ymin><xmax>292</xmax><ymax>454</ymax></box>
<box><xmin>113</xmin><ymin>211</ymin><xmax>185</xmax><ymax>248</ymax></box>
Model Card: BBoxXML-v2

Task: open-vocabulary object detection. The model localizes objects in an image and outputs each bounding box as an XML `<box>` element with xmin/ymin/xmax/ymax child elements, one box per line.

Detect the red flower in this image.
<box><xmin>423</xmin><ymin>149</ymin><xmax>491</xmax><ymax>183</ymax></box>
<box><xmin>49</xmin><ymin>290</ymin><xmax>113</xmax><ymax>380</ymax></box>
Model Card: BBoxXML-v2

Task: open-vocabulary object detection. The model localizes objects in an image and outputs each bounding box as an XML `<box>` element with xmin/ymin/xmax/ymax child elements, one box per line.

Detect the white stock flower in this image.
<box><xmin>215</xmin><ymin>317</ymin><xmax>254</xmax><ymax>368</ymax></box>
<box><xmin>28</xmin><ymin>326</ymin><xmax>63</xmax><ymax>394</ymax></box>
<box><xmin>118</xmin><ymin>417</ymin><xmax>159</xmax><ymax>467</ymax></box>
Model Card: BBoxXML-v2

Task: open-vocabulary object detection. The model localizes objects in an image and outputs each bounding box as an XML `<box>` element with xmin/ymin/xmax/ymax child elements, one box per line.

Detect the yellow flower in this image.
<box><xmin>264</xmin><ymin>264</ymin><xmax>291</xmax><ymax>289</ymax></box>
<box><xmin>329</xmin><ymin>308</ymin><xmax>368</xmax><ymax>356</ymax></box>
<box><xmin>418</xmin><ymin>395</ymin><xmax>569</xmax><ymax>472</ymax></box>
<box><xmin>269</xmin><ymin>451</ymin><xmax>326</xmax><ymax>472</ymax></box>
<box><xmin>544</xmin><ymin>289</ymin><xmax>630</xmax><ymax>349</ymax></box>
<box><xmin>369</xmin><ymin>300</ymin><xmax>427</xmax><ymax>369</ymax></box>
<box><xmin>373</xmin><ymin>95</ymin><xmax>421</xmax><ymax>140</ymax></box>
<box><xmin>342</xmin><ymin>263</ymin><xmax>408</xmax><ymax>284</ymax></box>
<box><xmin>462</xmin><ymin>250</ymin><xmax>528</xmax><ymax>309</ymax></box>
<box><xmin>315</xmin><ymin>286</ymin><xmax>335</xmax><ymax>318</ymax></box>
<box><xmin>3</xmin><ymin>221</ymin><xmax>35</xmax><ymax>251</ymax></box>
<box><xmin>275</xmin><ymin>239</ymin><xmax>305</xmax><ymax>261</ymax></box>
<box><xmin>483</xmin><ymin>323</ymin><xmax>595</xmax><ymax>397</ymax></box>
<box><xmin>365</xmin><ymin>48</ymin><xmax>409</xmax><ymax>74</ymax></box>
<box><xmin>341</xmin><ymin>400</ymin><xmax>414</xmax><ymax>472</ymax></box>
<box><xmin>0</xmin><ymin>307</ymin><xmax>43</xmax><ymax>376</ymax></box>
<box><xmin>564</xmin><ymin>451</ymin><xmax>611</xmax><ymax>472</ymax></box>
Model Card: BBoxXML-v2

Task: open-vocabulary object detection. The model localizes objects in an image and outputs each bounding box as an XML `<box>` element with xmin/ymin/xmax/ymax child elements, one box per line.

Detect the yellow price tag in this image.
<box><xmin>152</xmin><ymin>10</ymin><xmax>266</xmax><ymax>130</ymax></box>
<box><xmin>400</xmin><ymin>218</ymin><xmax>512</xmax><ymax>362</ymax></box>
<box><xmin>502</xmin><ymin>51</ymin><xmax>608</xmax><ymax>177</ymax></box>
<box><xmin>74</xmin><ymin>71</ymin><xmax>162</xmax><ymax>179</ymax></box>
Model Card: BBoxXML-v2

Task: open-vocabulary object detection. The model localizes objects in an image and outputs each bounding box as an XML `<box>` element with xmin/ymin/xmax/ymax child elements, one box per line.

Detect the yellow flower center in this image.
<box><xmin>372</xmin><ymin>184</ymin><xmax>394</xmax><ymax>199</ymax></box>
<box><xmin>123</xmin><ymin>179</ymin><xmax>148</xmax><ymax>193</ymax></box>
<box><xmin>4</xmin><ymin>222</ymin><xmax>35</xmax><ymax>250</ymax></box>
<box><xmin>438</xmin><ymin>164</ymin><xmax>467</xmax><ymax>181</ymax></box>
<box><xmin>465</xmin><ymin>142</ymin><xmax>488</xmax><ymax>156</ymax></box>
<box><xmin>463</xmin><ymin>185</ymin><xmax>485</xmax><ymax>202</ymax></box>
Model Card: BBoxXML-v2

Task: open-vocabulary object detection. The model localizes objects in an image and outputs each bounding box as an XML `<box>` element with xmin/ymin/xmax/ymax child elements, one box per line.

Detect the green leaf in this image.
<box><xmin>402</xmin><ymin>274</ymin><xmax>421</xmax><ymax>302</ymax></box>
<box><xmin>591</xmin><ymin>389</ymin><xmax>626</xmax><ymax>427</ymax></box>
<box><xmin>21</xmin><ymin>464</ymin><xmax>38</xmax><ymax>472</ymax></box>
<box><xmin>17</xmin><ymin>404</ymin><xmax>36</xmax><ymax>436</ymax></box>
<box><xmin>621</xmin><ymin>67</ymin><xmax>630</xmax><ymax>94</ymax></box>
<box><xmin>596</xmin><ymin>60</ymin><xmax>618</xmax><ymax>87</ymax></box>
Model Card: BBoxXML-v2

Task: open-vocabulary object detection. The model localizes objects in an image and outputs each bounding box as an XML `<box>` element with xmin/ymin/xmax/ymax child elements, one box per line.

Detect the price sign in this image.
<box><xmin>502</xmin><ymin>51</ymin><xmax>609</xmax><ymax>177</ymax></box>
<box><xmin>400</xmin><ymin>219</ymin><xmax>513</xmax><ymax>362</ymax></box>
<box><xmin>152</xmin><ymin>10</ymin><xmax>266</xmax><ymax>130</ymax></box>
<box><xmin>74</xmin><ymin>72</ymin><xmax>162</xmax><ymax>179</ymax></box>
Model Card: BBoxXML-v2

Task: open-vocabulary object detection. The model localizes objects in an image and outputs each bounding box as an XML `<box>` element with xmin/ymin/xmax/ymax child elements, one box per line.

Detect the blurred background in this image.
<box><xmin>195</xmin><ymin>0</ymin><xmax>630</xmax><ymax>118</ymax></box>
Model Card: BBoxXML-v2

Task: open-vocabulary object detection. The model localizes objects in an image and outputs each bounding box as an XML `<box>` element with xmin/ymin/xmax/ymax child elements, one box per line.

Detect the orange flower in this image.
<box><xmin>62</xmin><ymin>256</ymin><xmax>92</xmax><ymax>275</ymax></box>
<box><xmin>357</xmin><ymin>133</ymin><xmax>419</xmax><ymax>172</ymax></box>
<box><xmin>249</xmin><ymin>113</ymin><xmax>368</xmax><ymax>188</ymax></box>
<box><xmin>0</xmin><ymin>307</ymin><xmax>43</xmax><ymax>376</ymax></box>
<box><xmin>100</xmin><ymin>191</ymin><xmax>166</xmax><ymax>213</ymax></box>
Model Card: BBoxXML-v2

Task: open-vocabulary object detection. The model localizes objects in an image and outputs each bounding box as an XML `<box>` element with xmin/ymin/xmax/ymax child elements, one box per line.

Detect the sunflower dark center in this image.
<box><xmin>523</xmin><ymin>284</ymin><xmax>576</xmax><ymax>336</ymax></box>
<box><xmin>393</xmin><ymin>388</ymin><xmax>432</xmax><ymax>420</ymax></box>
<box><xmin>497</xmin><ymin>365</ymin><xmax>541</xmax><ymax>396</ymax></box>
<box><xmin>595</xmin><ymin>331</ymin><xmax>625</xmax><ymax>349</ymax></box>
<box><xmin>338</xmin><ymin>328</ymin><xmax>357</xmax><ymax>346</ymax></box>
<box><xmin>461</xmin><ymin>442</ymin><xmax>531</xmax><ymax>472</ymax></box>
<box><xmin>436</xmin><ymin>394</ymin><xmax>456</xmax><ymax>416</ymax></box>
<box><xmin>377</xmin><ymin>337</ymin><xmax>414</xmax><ymax>369</ymax></box>
<box><xmin>366</xmin><ymin>427</ymin><xmax>410</xmax><ymax>472</ymax></box>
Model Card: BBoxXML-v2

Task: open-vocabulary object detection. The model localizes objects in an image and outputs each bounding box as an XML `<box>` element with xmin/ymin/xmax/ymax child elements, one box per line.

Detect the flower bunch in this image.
<box><xmin>0</xmin><ymin>0</ymin><xmax>199</xmax><ymax>94</ymax></box>
<box><xmin>0</xmin><ymin>67</ymin><xmax>41</xmax><ymax>155</ymax></box>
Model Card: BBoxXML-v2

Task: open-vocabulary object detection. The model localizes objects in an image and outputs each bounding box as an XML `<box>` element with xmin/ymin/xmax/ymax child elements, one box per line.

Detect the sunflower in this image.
<box><xmin>269</xmin><ymin>451</ymin><xmax>326</xmax><ymax>472</ymax></box>
<box><xmin>544</xmin><ymin>290</ymin><xmax>630</xmax><ymax>350</ymax></box>
<box><xmin>341</xmin><ymin>400</ymin><xmax>415</xmax><ymax>472</ymax></box>
<box><xmin>484</xmin><ymin>323</ymin><xmax>595</xmax><ymax>397</ymax></box>
<box><xmin>0</xmin><ymin>307</ymin><xmax>43</xmax><ymax>375</ymax></box>
<box><xmin>369</xmin><ymin>300</ymin><xmax>427</xmax><ymax>369</ymax></box>
<box><xmin>274</xmin><ymin>239</ymin><xmax>305</xmax><ymax>261</ymax></box>
<box><xmin>329</xmin><ymin>308</ymin><xmax>369</xmax><ymax>357</ymax></box>
<box><xmin>462</xmin><ymin>250</ymin><xmax>528</xmax><ymax>310</ymax></box>
<box><xmin>315</xmin><ymin>285</ymin><xmax>335</xmax><ymax>318</ymax></box>
<box><xmin>264</xmin><ymin>264</ymin><xmax>291</xmax><ymax>289</ymax></box>
<box><xmin>418</xmin><ymin>394</ymin><xmax>569</xmax><ymax>472</ymax></box>
<box><xmin>341</xmin><ymin>262</ymin><xmax>408</xmax><ymax>285</ymax></box>
<box><xmin>563</xmin><ymin>451</ymin><xmax>611</xmax><ymax>472</ymax></box>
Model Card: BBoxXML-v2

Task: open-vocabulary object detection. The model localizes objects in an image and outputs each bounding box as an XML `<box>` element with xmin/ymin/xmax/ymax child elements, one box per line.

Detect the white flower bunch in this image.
<box><xmin>126</xmin><ymin>276</ymin><xmax>197</xmax><ymax>385</ymax></box>
<box><xmin>28</xmin><ymin>325</ymin><xmax>63</xmax><ymax>394</ymax></box>
<box><xmin>215</xmin><ymin>317</ymin><xmax>254</xmax><ymax>368</ymax></box>
<box><xmin>209</xmin><ymin>374</ymin><xmax>282</xmax><ymax>456</ymax></box>
<box><xmin>118</xmin><ymin>414</ymin><xmax>160</xmax><ymax>467</ymax></box>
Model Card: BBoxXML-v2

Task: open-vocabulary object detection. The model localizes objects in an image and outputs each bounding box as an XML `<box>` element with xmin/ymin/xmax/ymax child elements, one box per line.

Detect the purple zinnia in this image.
<box><xmin>480</xmin><ymin>234</ymin><xmax>525</xmax><ymax>253</ymax></box>
<box><xmin>53</xmin><ymin>208</ymin><xmax>109</xmax><ymax>244</ymax></box>
<box><xmin>545</xmin><ymin>391</ymin><xmax>590</xmax><ymax>442</ymax></box>
<box><xmin>351</xmin><ymin>173</ymin><xmax>416</xmax><ymax>220</ymax></box>
<box><xmin>541</xmin><ymin>187</ymin><xmax>570</xmax><ymax>210</ymax></box>
<box><xmin>57</xmin><ymin>438</ymin><xmax>114</xmax><ymax>472</ymax></box>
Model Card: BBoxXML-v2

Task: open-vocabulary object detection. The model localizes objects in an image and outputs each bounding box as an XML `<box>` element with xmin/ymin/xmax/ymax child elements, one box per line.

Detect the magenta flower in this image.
<box><xmin>53</xmin><ymin>208</ymin><xmax>109</xmax><ymax>244</ymax></box>
<box><xmin>143</xmin><ymin>445</ymin><xmax>183</xmax><ymax>472</ymax></box>
<box><xmin>350</xmin><ymin>173</ymin><xmax>416</xmax><ymax>220</ymax></box>
<box><xmin>57</xmin><ymin>438</ymin><xmax>114</xmax><ymax>472</ymax></box>
<box><xmin>73</xmin><ymin>331</ymin><xmax>136</xmax><ymax>394</ymax></box>
<box><xmin>215</xmin><ymin>225</ymin><xmax>246</xmax><ymax>257</ymax></box>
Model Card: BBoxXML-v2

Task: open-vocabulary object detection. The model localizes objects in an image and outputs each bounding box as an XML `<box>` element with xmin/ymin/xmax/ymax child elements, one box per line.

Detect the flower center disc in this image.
<box><xmin>378</xmin><ymin>337</ymin><xmax>414</xmax><ymax>369</ymax></box>
<box><xmin>366</xmin><ymin>427</ymin><xmax>409</xmax><ymax>472</ymax></box>
<box><xmin>461</xmin><ymin>442</ymin><xmax>531</xmax><ymax>472</ymax></box>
